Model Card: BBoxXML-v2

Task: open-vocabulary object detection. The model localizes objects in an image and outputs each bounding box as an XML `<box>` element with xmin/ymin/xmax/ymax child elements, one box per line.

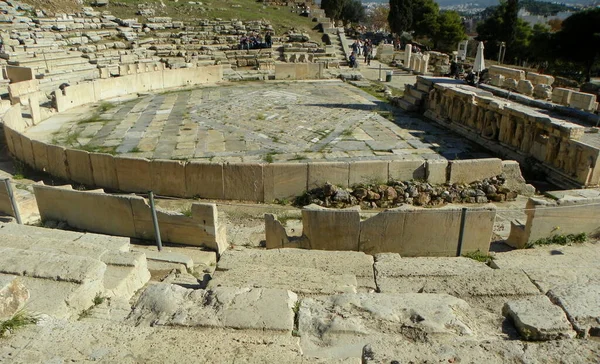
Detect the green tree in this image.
<box><xmin>388</xmin><ymin>0</ymin><xmax>413</xmax><ymax>35</ymax></box>
<box><xmin>555</xmin><ymin>9</ymin><xmax>600</xmax><ymax>82</ymax></box>
<box><xmin>432</xmin><ymin>11</ymin><xmax>466</xmax><ymax>52</ymax></box>
<box><xmin>321</xmin><ymin>0</ymin><xmax>347</xmax><ymax>21</ymax></box>
<box><xmin>412</xmin><ymin>0</ymin><xmax>439</xmax><ymax>38</ymax></box>
<box><xmin>504</xmin><ymin>0</ymin><xmax>519</xmax><ymax>51</ymax></box>
<box><xmin>341</xmin><ymin>0</ymin><xmax>366</xmax><ymax>25</ymax></box>
<box><xmin>476</xmin><ymin>1</ymin><xmax>530</xmax><ymax>62</ymax></box>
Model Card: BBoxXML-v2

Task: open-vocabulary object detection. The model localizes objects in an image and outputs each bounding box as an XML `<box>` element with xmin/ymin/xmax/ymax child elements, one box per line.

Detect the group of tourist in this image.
<box><xmin>349</xmin><ymin>39</ymin><xmax>374</xmax><ymax>68</ymax></box>
<box><xmin>239</xmin><ymin>31</ymin><xmax>273</xmax><ymax>50</ymax></box>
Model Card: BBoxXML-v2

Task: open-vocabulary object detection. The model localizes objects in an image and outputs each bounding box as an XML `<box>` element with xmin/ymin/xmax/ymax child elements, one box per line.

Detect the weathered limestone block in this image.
<box><xmin>264</xmin><ymin>214</ymin><xmax>291</xmax><ymax>249</ymax></box>
<box><xmin>302</xmin><ymin>204</ymin><xmax>360</xmax><ymax>251</ymax></box>
<box><xmin>517</xmin><ymin>79</ymin><xmax>534</xmax><ymax>96</ymax></box>
<box><xmin>448</xmin><ymin>158</ymin><xmax>503</xmax><ymax>184</ymax></box>
<box><xmin>489</xmin><ymin>74</ymin><xmax>505</xmax><ymax>87</ymax></box>
<box><xmin>209</xmin><ymin>263</ymin><xmax>357</xmax><ymax>295</ymax></box>
<box><xmin>349</xmin><ymin>161</ymin><xmax>388</xmax><ymax>186</ymax></box>
<box><xmin>65</xmin><ymin>149</ymin><xmax>94</xmax><ymax>186</ymax></box>
<box><xmin>552</xmin><ymin>87</ymin><xmax>573</xmax><ymax>105</ymax></box>
<box><xmin>533</xmin><ymin>84</ymin><xmax>552</xmax><ymax>100</ymax></box>
<box><xmin>0</xmin><ymin>275</ymin><xmax>29</xmax><ymax>320</ymax></box>
<box><xmin>129</xmin><ymin>283</ymin><xmax>297</xmax><ymax>332</ymax></box>
<box><xmin>569</xmin><ymin>91</ymin><xmax>597</xmax><ymax>112</ymax></box>
<box><xmin>503</xmin><ymin>78</ymin><xmax>518</xmax><ymax>90</ymax></box>
<box><xmin>115</xmin><ymin>157</ymin><xmax>151</xmax><ymax>193</ymax></box>
<box><xmin>263</xmin><ymin>163</ymin><xmax>307</xmax><ymax>202</ymax></box>
<box><xmin>223</xmin><ymin>163</ymin><xmax>264</xmax><ymax>202</ymax></box>
<box><xmin>388</xmin><ymin>159</ymin><xmax>426</xmax><ymax>181</ymax></box>
<box><xmin>526</xmin><ymin>72</ymin><xmax>554</xmax><ymax>86</ymax></box>
<box><xmin>425</xmin><ymin>159</ymin><xmax>448</xmax><ymax>184</ymax></box>
<box><xmin>308</xmin><ymin>162</ymin><xmax>349</xmax><ymax>189</ymax></box>
<box><xmin>548</xmin><ymin>284</ymin><xmax>600</xmax><ymax>338</ymax></box>
<box><xmin>501</xmin><ymin>160</ymin><xmax>535</xmax><ymax>196</ymax></box>
<box><xmin>185</xmin><ymin>161</ymin><xmax>224</xmax><ymax>199</ymax></box>
<box><xmin>503</xmin><ymin>296</ymin><xmax>576</xmax><ymax>341</ymax></box>
<box><xmin>150</xmin><ymin>159</ymin><xmax>186</xmax><ymax>197</ymax></box>
<box><xmin>89</xmin><ymin>153</ymin><xmax>118</xmax><ymax>190</ymax></box>
<box><xmin>298</xmin><ymin>293</ymin><xmax>474</xmax><ymax>358</ymax></box>
<box><xmin>489</xmin><ymin>65</ymin><xmax>525</xmax><ymax>81</ymax></box>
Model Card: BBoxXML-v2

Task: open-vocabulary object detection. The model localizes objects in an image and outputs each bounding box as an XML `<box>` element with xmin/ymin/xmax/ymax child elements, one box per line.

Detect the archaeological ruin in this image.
<box><xmin>0</xmin><ymin>0</ymin><xmax>599</xmax><ymax>362</ymax></box>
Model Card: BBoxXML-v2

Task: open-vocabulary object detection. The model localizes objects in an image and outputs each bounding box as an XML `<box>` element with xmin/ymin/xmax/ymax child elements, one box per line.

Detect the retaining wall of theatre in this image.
<box><xmin>33</xmin><ymin>184</ymin><xmax>228</xmax><ymax>255</ymax></box>
<box><xmin>265</xmin><ymin>203</ymin><xmax>497</xmax><ymax>256</ymax></box>
<box><xmin>507</xmin><ymin>192</ymin><xmax>600</xmax><ymax>249</ymax></box>
<box><xmin>4</xmin><ymin>65</ymin><xmax>520</xmax><ymax>203</ymax></box>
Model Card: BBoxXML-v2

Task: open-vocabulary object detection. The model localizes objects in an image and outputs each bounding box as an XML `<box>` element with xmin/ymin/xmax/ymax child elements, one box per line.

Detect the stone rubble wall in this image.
<box><xmin>507</xmin><ymin>190</ymin><xmax>600</xmax><ymax>249</ymax></box>
<box><xmin>265</xmin><ymin>203</ymin><xmax>496</xmax><ymax>256</ymax></box>
<box><xmin>33</xmin><ymin>184</ymin><xmax>228</xmax><ymax>255</ymax></box>
<box><xmin>417</xmin><ymin>76</ymin><xmax>600</xmax><ymax>189</ymax></box>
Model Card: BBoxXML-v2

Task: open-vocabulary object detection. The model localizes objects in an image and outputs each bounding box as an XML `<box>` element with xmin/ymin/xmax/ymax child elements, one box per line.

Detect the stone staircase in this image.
<box><xmin>0</xmin><ymin>222</ymin><xmax>150</xmax><ymax>320</ymax></box>
<box><xmin>393</xmin><ymin>77</ymin><xmax>432</xmax><ymax>112</ymax></box>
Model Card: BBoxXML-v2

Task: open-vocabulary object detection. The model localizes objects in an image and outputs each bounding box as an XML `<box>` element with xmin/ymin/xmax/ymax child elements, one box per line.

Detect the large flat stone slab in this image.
<box><xmin>503</xmin><ymin>296</ymin><xmax>576</xmax><ymax>340</ymax></box>
<box><xmin>548</xmin><ymin>284</ymin><xmax>600</xmax><ymax>338</ymax></box>
<box><xmin>374</xmin><ymin>254</ymin><xmax>491</xmax><ymax>278</ymax></box>
<box><xmin>209</xmin><ymin>264</ymin><xmax>357</xmax><ymax>295</ymax></box>
<box><xmin>299</xmin><ymin>292</ymin><xmax>475</xmax><ymax>358</ymax></box>
<box><xmin>129</xmin><ymin>283</ymin><xmax>297</xmax><ymax>332</ymax></box>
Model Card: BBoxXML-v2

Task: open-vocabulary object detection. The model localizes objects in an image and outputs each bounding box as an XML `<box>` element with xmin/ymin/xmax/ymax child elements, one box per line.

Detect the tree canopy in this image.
<box><xmin>321</xmin><ymin>0</ymin><xmax>365</xmax><ymax>25</ymax></box>
<box><xmin>388</xmin><ymin>0</ymin><xmax>413</xmax><ymax>35</ymax></box>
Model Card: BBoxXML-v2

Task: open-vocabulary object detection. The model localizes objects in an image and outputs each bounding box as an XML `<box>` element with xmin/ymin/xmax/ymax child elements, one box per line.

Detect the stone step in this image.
<box><xmin>0</xmin><ymin>275</ymin><xmax>29</xmax><ymax>320</ymax></box>
<box><xmin>128</xmin><ymin>283</ymin><xmax>297</xmax><ymax>333</ymax></box>
<box><xmin>403</xmin><ymin>93</ymin><xmax>421</xmax><ymax>106</ymax></box>
<box><xmin>395</xmin><ymin>98</ymin><xmax>417</xmax><ymax>112</ymax></box>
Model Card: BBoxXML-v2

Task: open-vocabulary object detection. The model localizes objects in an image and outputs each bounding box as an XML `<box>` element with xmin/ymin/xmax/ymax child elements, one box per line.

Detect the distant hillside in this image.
<box><xmin>365</xmin><ymin>0</ymin><xmax>595</xmax><ymax>6</ymax></box>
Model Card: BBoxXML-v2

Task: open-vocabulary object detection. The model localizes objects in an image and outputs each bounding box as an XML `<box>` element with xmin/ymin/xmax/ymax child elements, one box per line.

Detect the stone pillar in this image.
<box><xmin>421</xmin><ymin>54</ymin><xmax>430</xmax><ymax>74</ymax></box>
<box><xmin>28</xmin><ymin>94</ymin><xmax>41</xmax><ymax>125</ymax></box>
<box><xmin>404</xmin><ymin>44</ymin><xmax>412</xmax><ymax>69</ymax></box>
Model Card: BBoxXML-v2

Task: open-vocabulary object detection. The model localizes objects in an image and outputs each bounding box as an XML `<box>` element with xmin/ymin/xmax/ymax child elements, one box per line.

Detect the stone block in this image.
<box><xmin>388</xmin><ymin>160</ymin><xmax>426</xmax><ymax>181</ymax></box>
<box><xmin>503</xmin><ymin>296</ymin><xmax>575</xmax><ymax>341</ymax></box>
<box><xmin>533</xmin><ymin>84</ymin><xmax>552</xmax><ymax>100</ymax></box>
<box><xmin>302</xmin><ymin>204</ymin><xmax>360</xmax><ymax>251</ymax></box>
<box><xmin>449</xmin><ymin>158</ymin><xmax>503</xmax><ymax>184</ymax></box>
<box><xmin>517</xmin><ymin>79</ymin><xmax>534</xmax><ymax>96</ymax></box>
<box><xmin>65</xmin><ymin>148</ymin><xmax>94</xmax><ymax>186</ymax></box>
<box><xmin>349</xmin><ymin>160</ymin><xmax>388</xmax><ymax>186</ymax></box>
<box><xmin>30</xmin><ymin>140</ymin><xmax>49</xmax><ymax>172</ymax></box>
<box><xmin>552</xmin><ymin>87</ymin><xmax>573</xmax><ymax>105</ymax></box>
<box><xmin>502</xmin><ymin>160</ymin><xmax>535</xmax><ymax>196</ymax></box>
<box><xmin>33</xmin><ymin>184</ymin><xmax>138</xmax><ymax>237</ymax></box>
<box><xmin>0</xmin><ymin>275</ymin><xmax>29</xmax><ymax>320</ymax></box>
<box><xmin>359</xmin><ymin>205</ymin><xmax>495</xmax><ymax>256</ymax></box>
<box><xmin>274</xmin><ymin>64</ymin><xmax>296</xmax><ymax>80</ymax></box>
<box><xmin>19</xmin><ymin>135</ymin><xmax>35</xmax><ymax>169</ymax></box>
<box><xmin>263</xmin><ymin>163</ymin><xmax>307</xmax><ymax>202</ymax></box>
<box><xmin>489</xmin><ymin>74</ymin><xmax>505</xmax><ymax>87</ymax></box>
<box><xmin>526</xmin><ymin>72</ymin><xmax>554</xmax><ymax>86</ymax></box>
<box><xmin>425</xmin><ymin>159</ymin><xmax>448</xmax><ymax>184</ymax></box>
<box><xmin>548</xmin><ymin>284</ymin><xmax>600</xmax><ymax>338</ymax></box>
<box><xmin>115</xmin><ymin>156</ymin><xmax>151</xmax><ymax>193</ymax></box>
<box><xmin>489</xmin><ymin>65</ymin><xmax>525</xmax><ymax>81</ymax></box>
<box><xmin>46</xmin><ymin>144</ymin><xmax>70</xmax><ymax>180</ymax></box>
<box><xmin>503</xmin><ymin>78</ymin><xmax>518</xmax><ymax>90</ymax></box>
<box><xmin>308</xmin><ymin>162</ymin><xmax>349</xmax><ymax>189</ymax></box>
<box><xmin>209</xmin><ymin>263</ymin><xmax>357</xmax><ymax>296</ymax></box>
<box><xmin>129</xmin><ymin>283</ymin><xmax>297</xmax><ymax>332</ymax></box>
<box><xmin>185</xmin><ymin>161</ymin><xmax>224</xmax><ymax>199</ymax></box>
<box><xmin>0</xmin><ymin>179</ymin><xmax>16</xmax><ymax>218</ymax></box>
<box><xmin>223</xmin><ymin>163</ymin><xmax>264</xmax><ymax>202</ymax></box>
<box><xmin>132</xmin><ymin>199</ymin><xmax>227</xmax><ymax>254</ymax></box>
<box><xmin>150</xmin><ymin>159</ymin><xmax>187</xmax><ymax>197</ymax></box>
<box><xmin>264</xmin><ymin>214</ymin><xmax>290</xmax><ymax>249</ymax></box>
<box><xmin>90</xmin><ymin>153</ymin><xmax>118</xmax><ymax>190</ymax></box>
<box><xmin>298</xmin><ymin>292</ymin><xmax>474</xmax><ymax>357</ymax></box>
<box><xmin>569</xmin><ymin>91</ymin><xmax>597</xmax><ymax>111</ymax></box>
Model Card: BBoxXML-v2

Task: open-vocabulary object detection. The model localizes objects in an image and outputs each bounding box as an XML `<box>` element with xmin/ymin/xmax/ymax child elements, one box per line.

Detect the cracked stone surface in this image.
<box><xmin>503</xmin><ymin>295</ymin><xmax>576</xmax><ymax>340</ymax></box>
<box><xmin>128</xmin><ymin>283</ymin><xmax>297</xmax><ymax>332</ymax></box>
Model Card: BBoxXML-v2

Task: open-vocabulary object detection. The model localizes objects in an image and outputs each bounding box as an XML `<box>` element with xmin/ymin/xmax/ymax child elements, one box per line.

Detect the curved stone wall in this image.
<box><xmin>3</xmin><ymin>66</ymin><xmax>513</xmax><ymax>202</ymax></box>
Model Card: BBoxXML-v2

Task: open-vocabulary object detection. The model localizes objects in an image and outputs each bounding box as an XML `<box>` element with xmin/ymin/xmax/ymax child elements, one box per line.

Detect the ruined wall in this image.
<box><xmin>55</xmin><ymin>65</ymin><xmax>224</xmax><ymax>112</ymax></box>
<box><xmin>274</xmin><ymin>63</ymin><xmax>324</xmax><ymax>80</ymax></box>
<box><xmin>265</xmin><ymin>203</ymin><xmax>496</xmax><ymax>256</ymax></box>
<box><xmin>33</xmin><ymin>184</ymin><xmax>228</xmax><ymax>254</ymax></box>
<box><xmin>420</xmin><ymin>78</ymin><xmax>599</xmax><ymax>188</ymax></box>
<box><xmin>507</xmin><ymin>191</ymin><xmax>600</xmax><ymax>248</ymax></box>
